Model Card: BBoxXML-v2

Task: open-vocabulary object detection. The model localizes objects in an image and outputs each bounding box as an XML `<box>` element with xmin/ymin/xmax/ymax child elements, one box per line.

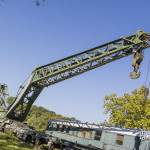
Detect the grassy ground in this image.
<box><xmin>0</xmin><ymin>132</ymin><xmax>33</xmax><ymax>150</ymax></box>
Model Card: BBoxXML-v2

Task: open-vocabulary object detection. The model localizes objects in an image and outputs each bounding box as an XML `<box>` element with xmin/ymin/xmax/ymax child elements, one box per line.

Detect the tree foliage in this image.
<box><xmin>7</xmin><ymin>96</ymin><xmax>15</xmax><ymax>106</ymax></box>
<box><xmin>104</xmin><ymin>86</ymin><xmax>150</xmax><ymax>130</ymax></box>
<box><xmin>6</xmin><ymin>97</ymin><xmax>75</xmax><ymax>131</ymax></box>
<box><xmin>26</xmin><ymin>105</ymin><xmax>75</xmax><ymax>131</ymax></box>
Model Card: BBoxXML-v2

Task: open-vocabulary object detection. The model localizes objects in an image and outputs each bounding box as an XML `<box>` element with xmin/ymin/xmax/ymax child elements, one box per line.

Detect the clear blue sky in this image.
<box><xmin>0</xmin><ymin>0</ymin><xmax>150</xmax><ymax>123</ymax></box>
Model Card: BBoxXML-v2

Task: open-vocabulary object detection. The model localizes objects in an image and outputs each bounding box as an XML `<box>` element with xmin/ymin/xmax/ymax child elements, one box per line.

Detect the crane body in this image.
<box><xmin>0</xmin><ymin>30</ymin><xmax>150</xmax><ymax>148</ymax></box>
<box><xmin>5</xmin><ymin>30</ymin><xmax>150</xmax><ymax>122</ymax></box>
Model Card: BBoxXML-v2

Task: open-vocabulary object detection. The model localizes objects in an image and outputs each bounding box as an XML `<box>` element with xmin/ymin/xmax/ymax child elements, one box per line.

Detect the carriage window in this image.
<box><xmin>61</xmin><ymin>125</ymin><xmax>65</xmax><ymax>132</ymax></box>
<box><xmin>56</xmin><ymin>124</ymin><xmax>60</xmax><ymax>131</ymax></box>
<box><xmin>116</xmin><ymin>134</ymin><xmax>124</xmax><ymax>145</ymax></box>
<box><xmin>66</xmin><ymin>127</ymin><xmax>70</xmax><ymax>133</ymax></box>
<box><xmin>94</xmin><ymin>130</ymin><xmax>102</xmax><ymax>141</ymax></box>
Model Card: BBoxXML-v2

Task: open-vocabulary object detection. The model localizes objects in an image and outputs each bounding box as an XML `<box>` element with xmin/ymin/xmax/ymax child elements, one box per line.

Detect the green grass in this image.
<box><xmin>0</xmin><ymin>132</ymin><xmax>33</xmax><ymax>150</ymax></box>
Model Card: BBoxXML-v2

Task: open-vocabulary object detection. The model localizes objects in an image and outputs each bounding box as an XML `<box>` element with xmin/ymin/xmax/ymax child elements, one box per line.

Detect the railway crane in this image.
<box><xmin>0</xmin><ymin>30</ymin><xmax>150</xmax><ymax>147</ymax></box>
<box><xmin>4</xmin><ymin>30</ymin><xmax>150</xmax><ymax>122</ymax></box>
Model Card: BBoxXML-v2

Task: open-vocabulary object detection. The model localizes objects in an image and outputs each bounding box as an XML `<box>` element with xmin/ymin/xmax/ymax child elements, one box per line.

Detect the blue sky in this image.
<box><xmin>0</xmin><ymin>0</ymin><xmax>150</xmax><ymax>123</ymax></box>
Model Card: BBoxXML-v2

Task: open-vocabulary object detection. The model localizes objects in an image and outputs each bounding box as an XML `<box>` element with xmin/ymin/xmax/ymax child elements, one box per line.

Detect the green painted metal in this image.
<box><xmin>46</xmin><ymin>119</ymin><xmax>150</xmax><ymax>150</ymax></box>
<box><xmin>32</xmin><ymin>31</ymin><xmax>150</xmax><ymax>86</ymax></box>
<box><xmin>6</xmin><ymin>31</ymin><xmax>150</xmax><ymax>122</ymax></box>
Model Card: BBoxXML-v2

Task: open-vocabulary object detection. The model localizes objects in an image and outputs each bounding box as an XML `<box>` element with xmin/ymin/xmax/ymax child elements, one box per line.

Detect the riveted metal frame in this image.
<box><xmin>6</xmin><ymin>31</ymin><xmax>150</xmax><ymax>121</ymax></box>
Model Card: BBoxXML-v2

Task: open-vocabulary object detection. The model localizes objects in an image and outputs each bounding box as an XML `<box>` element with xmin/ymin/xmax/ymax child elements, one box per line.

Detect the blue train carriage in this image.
<box><xmin>45</xmin><ymin>119</ymin><xmax>150</xmax><ymax>150</ymax></box>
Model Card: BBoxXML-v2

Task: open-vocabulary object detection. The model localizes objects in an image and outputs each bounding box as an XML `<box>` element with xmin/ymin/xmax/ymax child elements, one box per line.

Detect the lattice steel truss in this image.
<box><xmin>0</xmin><ymin>84</ymin><xmax>9</xmax><ymax>112</ymax></box>
<box><xmin>6</xmin><ymin>31</ymin><xmax>150</xmax><ymax>121</ymax></box>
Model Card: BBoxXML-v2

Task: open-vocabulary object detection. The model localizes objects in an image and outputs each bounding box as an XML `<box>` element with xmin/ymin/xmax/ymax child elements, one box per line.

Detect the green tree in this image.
<box><xmin>104</xmin><ymin>86</ymin><xmax>150</xmax><ymax>130</ymax></box>
<box><xmin>7</xmin><ymin>96</ymin><xmax>15</xmax><ymax>106</ymax></box>
<box><xmin>26</xmin><ymin>105</ymin><xmax>75</xmax><ymax>131</ymax></box>
<box><xmin>6</xmin><ymin>97</ymin><xmax>75</xmax><ymax>131</ymax></box>
<box><xmin>26</xmin><ymin>105</ymin><xmax>63</xmax><ymax>131</ymax></box>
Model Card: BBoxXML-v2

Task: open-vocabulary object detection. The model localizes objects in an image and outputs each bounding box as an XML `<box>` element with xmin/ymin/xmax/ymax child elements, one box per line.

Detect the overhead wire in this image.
<box><xmin>144</xmin><ymin>60</ymin><xmax>150</xmax><ymax>100</ymax></box>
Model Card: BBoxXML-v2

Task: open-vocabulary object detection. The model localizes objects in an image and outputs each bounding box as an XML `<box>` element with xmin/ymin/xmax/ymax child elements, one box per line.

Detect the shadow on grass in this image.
<box><xmin>0</xmin><ymin>132</ymin><xmax>33</xmax><ymax>150</ymax></box>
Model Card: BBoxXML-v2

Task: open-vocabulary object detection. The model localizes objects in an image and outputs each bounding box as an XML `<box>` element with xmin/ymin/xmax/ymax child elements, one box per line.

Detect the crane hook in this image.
<box><xmin>130</xmin><ymin>49</ymin><xmax>144</xmax><ymax>79</ymax></box>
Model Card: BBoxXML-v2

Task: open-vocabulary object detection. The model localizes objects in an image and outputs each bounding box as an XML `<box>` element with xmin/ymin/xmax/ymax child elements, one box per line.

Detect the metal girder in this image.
<box><xmin>6</xmin><ymin>74</ymin><xmax>43</xmax><ymax>121</ymax></box>
<box><xmin>32</xmin><ymin>31</ymin><xmax>150</xmax><ymax>86</ymax></box>
<box><xmin>0</xmin><ymin>84</ymin><xmax>9</xmax><ymax>113</ymax></box>
<box><xmin>6</xmin><ymin>31</ymin><xmax>150</xmax><ymax>122</ymax></box>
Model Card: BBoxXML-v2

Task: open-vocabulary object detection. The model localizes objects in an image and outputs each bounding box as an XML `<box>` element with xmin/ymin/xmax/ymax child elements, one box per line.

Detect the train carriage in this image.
<box><xmin>46</xmin><ymin>119</ymin><xmax>150</xmax><ymax>150</ymax></box>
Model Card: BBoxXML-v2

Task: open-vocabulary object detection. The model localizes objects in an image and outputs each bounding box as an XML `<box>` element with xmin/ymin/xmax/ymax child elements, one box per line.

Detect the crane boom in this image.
<box><xmin>6</xmin><ymin>31</ymin><xmax>150</xmax><ymax>122</ymax></box>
